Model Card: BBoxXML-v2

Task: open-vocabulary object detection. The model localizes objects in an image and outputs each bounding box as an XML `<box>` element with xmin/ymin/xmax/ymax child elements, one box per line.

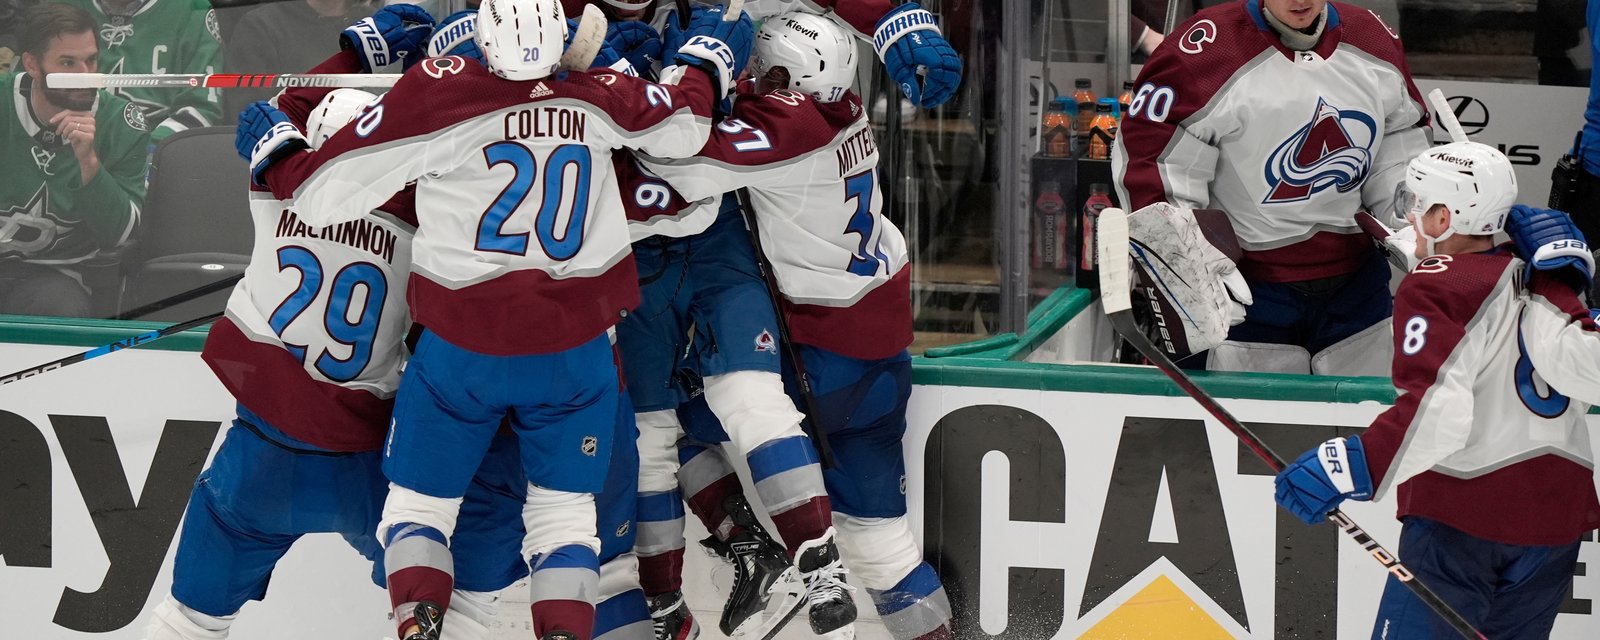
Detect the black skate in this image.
<box><xmin>704</xmin><ymin>495</ymin><xmax>804</xmax><ymax>639</ymax></box>
<box><xmin>401</xmin><ymin>601</ymin><xmax>444</xmax><ymax>640</ymax></box>
<box><xmin>795</xmin><ymin>528</ymin><xmax>856</xmax><ymax>639</ymax></box>
<box><xmin>648</xmin><ymin>590</ymin><xmax>701</xmax><ymax>640</ymax></box>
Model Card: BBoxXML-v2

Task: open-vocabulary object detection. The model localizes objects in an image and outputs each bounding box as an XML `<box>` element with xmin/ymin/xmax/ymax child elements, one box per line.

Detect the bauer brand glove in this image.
<box><xmin>1275</xmin><ymin>436</ymin><xmax>1373</xmax><ymax>526</ymax></box>
<box><xmin>342</xmin><ymin>3</ymin><xmax>435</xmax><ymax>72</ymax></box>
<box><xmin>1507</xmin><ymin>204</ymin><xmax>1594</xmax><ymax>294</ymax></box>
<box><xmin>874</xmin><ymin>3</ymin><xmax>963</xmax><ymax>108</ymax></box>
<box><xmin>236</xmin><ymin>101</ymin><xmax>306</xmax><ymax>188</ymax></box>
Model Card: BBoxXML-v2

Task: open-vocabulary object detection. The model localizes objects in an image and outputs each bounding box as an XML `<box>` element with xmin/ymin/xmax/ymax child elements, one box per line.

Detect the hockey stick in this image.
<box><xmin>112</xmin><ymin>273</ymin><xmax>243</xmax><ymax>321</ymax></box>
<box><xmin>561</xmin><ymin>4</ymin><xmax>610</xmax><ymax>72</ymax></box>
<box><xmin>676</xmin><ymin>0</ymin><xmax>692</xmax><ymax>29</ymax></box>
<box><xmin>1427</xmin><ymin>88</ymin><xmax>1469</xmax><ymax>144</ymax></box>
<box><xmin>1096</xmin><ymin>208</ymin><xmax>1488</xmax><ymax>640</ymax></box>
<box><xmin>0</xmin><ymin>311</ymin><xmax>221</xmax><ymax>387</ymax></box>
<box><xmin>732</xmin><ymin>188</ymin><xmax>839</xmax><ymax>470</ymax></box>
<box><xmin>49</xmin><ymin>73</ymin><xmax>398</xmax><ymax>90</ymax></box>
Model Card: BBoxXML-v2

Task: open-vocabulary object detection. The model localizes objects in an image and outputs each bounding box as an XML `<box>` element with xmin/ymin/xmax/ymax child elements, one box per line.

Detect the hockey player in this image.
<box><xmin>242</xmin><ymin>1</ymin><xmax>749</xmax><ymax>638</ymax></box>
<box><xmin>1113</xmin><ymin>0</ymin><xmax>1431</xmax><ymax>374</ymax></box>
<box><xmin>639</xmin><ymin>12</ymin><xmax>952</xmax><ymax>640</ymax></box>
<box><xmin>63</xmin><ymin>0</ymin><xmax>222</xmax><ymax>143</ymax></box>
<box><xmin>565</xmin><ymin>0</ymin><xmax>964</xmax><ymax>108</ymax></box>
<box><xmin>1274</xmin><ymin>142</ymin><xmax>1600</xmax><ymax>639</ymax></box>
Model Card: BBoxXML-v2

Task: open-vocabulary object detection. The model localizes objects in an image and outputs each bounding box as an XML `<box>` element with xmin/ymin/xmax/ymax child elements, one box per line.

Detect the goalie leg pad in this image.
<box><xmin>143</xmin><ymin>596</ymin><xmax>234</xmax><ymax>640</ymax></box>
<box><xmin>1311</xmin><ymin>318</ymin><xmax>1394</xmax><ymax>377</ymax></box>
<box><xmin>1207</xmin><ymin>341</ymin><xmax>1312</xmax><ymax>374</ymax></box>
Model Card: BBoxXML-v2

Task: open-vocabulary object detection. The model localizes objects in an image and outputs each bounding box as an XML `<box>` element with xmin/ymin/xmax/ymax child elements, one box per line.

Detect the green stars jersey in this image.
<box><xmin>1</xmin><ymin>71</ymin><xmax>148</xmax><ymax>265</ymax></box>
<box><xmin>65</xmin><ymin>0</ymin><xmax>223</xmax><ymax>143</ymax></box>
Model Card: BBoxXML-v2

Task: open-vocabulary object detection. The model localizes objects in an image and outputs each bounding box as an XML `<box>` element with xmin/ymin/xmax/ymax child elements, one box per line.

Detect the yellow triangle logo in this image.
<box><xmin>1078</xmin><ymin>574</ymin><xmax>1235</xmax><ymax>639</ymax></box>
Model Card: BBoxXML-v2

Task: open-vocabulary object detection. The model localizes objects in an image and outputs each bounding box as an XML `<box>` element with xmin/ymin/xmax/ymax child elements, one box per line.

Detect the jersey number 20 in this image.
<box><xmin>477</xmin><ymin>142</ymin><xmax>592</xmax><ymax>260</ymax></box>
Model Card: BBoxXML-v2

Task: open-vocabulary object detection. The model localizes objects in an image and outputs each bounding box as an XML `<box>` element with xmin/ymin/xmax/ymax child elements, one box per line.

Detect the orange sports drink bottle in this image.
<box><xmin>1073</xmin><ymin>79</ymin><xmax>1097</xmax><ymax>137</ymax></box>
<box><xmin>1117</xmin><ymin>81</ymin><xmax>1134</xmax><ymax>121</ymax></box>
<box><xmin>1042</xmin><ymin>98</ymin><xmax>1075</xmax><ymax>158</ymax></box>
<box><xmin>1087</xmin><ymin>99</ymin><xmax>1119</xmax><ymax>160</ymax></box>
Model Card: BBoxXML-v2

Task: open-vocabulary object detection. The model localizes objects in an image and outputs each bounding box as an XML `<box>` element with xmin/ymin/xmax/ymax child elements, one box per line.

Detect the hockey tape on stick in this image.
<box><xmin>561</xmin><ymin>4</ymin><xmax>610</xmax><ymax>71</ymax></box>
<box><xmin>1097</xmin><ymin>214</ymin><xmax>1486</xmax><ymax>640</ymax></box>
<box><xmin>1427</xmin><ymin>88</ymin><xmax>1469</xmax><ymax>144</ymax></box>
<box><xmin>0</xmin><ymin>311</ymin><xmax>222</xmax><ymax>387</ymax></box>
<box><xmin>49</xmin><ymin>73</ymin><xmax>399</xmax><ymax>89</ymax></box>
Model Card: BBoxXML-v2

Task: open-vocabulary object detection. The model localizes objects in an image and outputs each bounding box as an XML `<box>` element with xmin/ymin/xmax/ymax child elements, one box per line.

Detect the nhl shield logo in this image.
<box><xmin>754</xmin><ymin>329</ymin><xmax>777</xmax><ymax>354</ymax></box>
<box><xmin>581</xmin><ymin>435</ymin><xmax>598</xmax><ymax>456</ymax></box>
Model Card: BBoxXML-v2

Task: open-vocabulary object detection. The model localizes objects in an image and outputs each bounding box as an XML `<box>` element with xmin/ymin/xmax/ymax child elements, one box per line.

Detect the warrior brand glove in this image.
<box><xmin>237</xmin><ymin>101</ymin><xmax>306</xmax><ymax>187</ymax></box>
<box><xmin>1275</xmin><ymin>436</ymin><xmax>1373</xmax><ymax>526</ymax></box>
<box><xmin>1508</xmin><ymin>204</ymin><xmax>1595</xmax><ymax>294</ymax></box>
<box><xmin>426</xmin><ymin>10</ymin><xmax>482</xmax><ymax>62</ymax></box>
<box><xmin>670</xmin><ymin>6</ymin><xmax>755</xmax><ymax>98</ymax></box>
<box><xmin>342</xmin><ymin>3</ymin><xmax>435</xmax><ymax>72</ymax></box>
<box><xmin>606</xmin><ymin>20</ymin><xmax>661</xmax><ymax>78</ymax></box>
<box><xmin>873</xmin><ymin>3</ymin><xmax>963</xmax><ymax>108</ymax></box>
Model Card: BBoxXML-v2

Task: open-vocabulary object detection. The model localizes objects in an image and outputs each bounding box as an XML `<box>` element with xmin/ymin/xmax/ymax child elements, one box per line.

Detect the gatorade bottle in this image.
<box><xmin>1073</xmin><ymin>79</ymin><xmax>1097</xmax><ymax>137</ymax></box>
<box><xmin>1087</xmin><ymin>98</ymin><xmax>1119</xmax><ymax>160</ymax></box>
<box><xmin>1041</xmin><ymin>97</ymin><xmax>1075</xmax><ymax>158</ymax></box>
<box><xmin>1118</xmin><ymin>81</ymin><xmax>1134</xmax><ymax>121</ymax></box>
<box><xmin>1078</xmin><ymin>184</ymin><xmax>1115</xmax><ymax>289</ymax></box>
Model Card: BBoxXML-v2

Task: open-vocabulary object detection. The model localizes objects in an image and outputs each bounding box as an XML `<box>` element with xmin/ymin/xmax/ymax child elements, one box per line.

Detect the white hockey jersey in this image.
<box><xmin>1361</xmin><ymin>248</ymin><xmax>1600</xmax><ymax>545</ymax></box>
<box><xmin>585</xmin><ymin>0</ymin><xmax>892</xmax><ymax>38</ymax></box>
<box><xmin>641</xmin><ymin>90</ymin><xmax>912</xmax><ymax>359</ymax></box>
<box><xmin>1113</xmin><ymin>0</ymin><xmax>1430</xmax><ymax>283</ymax></box>
<box><xmin>263</xmin><ymin>56</ymin><xmax>718</xmax><ymax>356</ymax></box>
<box><xmin>203</xmin><ymin>187</ymin><xmax>416</xmax><ymax>452</ymax></box>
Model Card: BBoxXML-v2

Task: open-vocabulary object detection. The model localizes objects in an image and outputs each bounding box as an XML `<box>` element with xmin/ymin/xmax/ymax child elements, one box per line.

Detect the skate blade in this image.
<box><xmin>733</xmin><ymin>570</ymin><xmax>805</xmax><ymax>640</ymax></box>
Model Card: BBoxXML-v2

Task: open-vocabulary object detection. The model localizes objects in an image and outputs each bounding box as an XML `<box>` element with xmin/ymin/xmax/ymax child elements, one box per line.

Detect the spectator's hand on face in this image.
<box><xmin>49</xmin><ymin>109</ymin><xmax>99</xmax><ymax>183</ymax></box>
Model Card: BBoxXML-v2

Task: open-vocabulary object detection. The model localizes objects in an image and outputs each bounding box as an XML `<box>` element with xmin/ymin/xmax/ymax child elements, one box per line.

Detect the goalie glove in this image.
<box><xmin>1126</xmin><ymin>203</ymin><xmax>1252</xmax><ymax>358</ymax></box>
<box><xmin>1507</xmin><ymin>204</ymin><xmax>1595</xmax><ymax>294</ymax></box>
<box><xmin>1355</xmin><ymin>210</ymin><xmax>1420</xmax><ymax>272</ymax></box>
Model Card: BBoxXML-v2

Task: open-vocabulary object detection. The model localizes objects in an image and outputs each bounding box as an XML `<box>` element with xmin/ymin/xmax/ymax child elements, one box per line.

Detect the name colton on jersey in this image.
<box><xmin>503</xmin><ymin>105</ymin><xmax>588</xmax><ymax>142</ymax></box>
<box><xmin>274</xmin><ymin>209</ymin><xmax>399</xmax><ymax>264</ymax></box>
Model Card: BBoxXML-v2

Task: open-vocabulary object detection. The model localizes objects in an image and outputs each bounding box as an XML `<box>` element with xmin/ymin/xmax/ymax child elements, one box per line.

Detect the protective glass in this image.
<box><xmin>1392</xmin><ymin>182</ymin><xmax>1426</xmax><ymax>226</ymax></box>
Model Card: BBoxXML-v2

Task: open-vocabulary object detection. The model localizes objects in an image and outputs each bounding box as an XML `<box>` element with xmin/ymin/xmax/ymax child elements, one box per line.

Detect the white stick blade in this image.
<box><xmin>1426</xmin><ymin>88</ymin><xmax>1468</xmax><ymax>143</ymax></box>
<box><xmin>725</xmin><ymin>0</ymin><xmax>744</xmax><ymax>20</ymax></box>
<box><xmin>560</xmin><ymin>4</ymin><xmax>609</xmax><ymax>71</ymax></box>
<box><xmin>1096</xmin><ymin>208</ymin><xmax>1133</xmax><ymax>314</ymax></box>
<box><xmin>47</xmin><ymin>73</ymin><xmax>104</xmax><ymax>89</ymax></box>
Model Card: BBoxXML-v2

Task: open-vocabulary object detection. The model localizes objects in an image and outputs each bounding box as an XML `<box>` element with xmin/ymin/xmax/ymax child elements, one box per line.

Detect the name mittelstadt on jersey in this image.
<box><xmin>836</xmin><ymin>127</ymin><xmax>877</xmax><ymax>176</ymax></box>
<box><xmin>274</xmin><ymin>209</ymin><xmax>398</xmax><ymax>264</ymax></box>
<box><xmin>504</xmin><ymin>105</ymin><xmax>588</xmax><ymax>142</ymax></box>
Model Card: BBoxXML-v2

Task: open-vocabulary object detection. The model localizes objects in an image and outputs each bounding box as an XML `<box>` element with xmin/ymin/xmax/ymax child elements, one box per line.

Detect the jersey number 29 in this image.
<box><xmin>268</xmin><ymin>246</ymin><xmax>387</xmax><ymax>383</ymax></box>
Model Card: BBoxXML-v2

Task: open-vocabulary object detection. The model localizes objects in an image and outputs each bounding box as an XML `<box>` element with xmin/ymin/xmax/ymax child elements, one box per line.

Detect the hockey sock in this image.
<box><xmin>747</xmin><ymin>435</ymin><xmax>832</xmax><ymax>556</ymax></box>
<box><xmin>528</xmin><ymin>544</ymin><xmax>601</xmax><ymax>639</ymax></box>
<box><xmin>678</xmin><ymin>441</ymin><xmax>743</xmax><ymax>540</ymax></box>
<box><xmin>634</xmin><ymin>489</ymin><xmax>687</xmax><ymax>596</ymax></box>
<box><xmin>384</xmin><ymin>522</ymin><xmax>455</xmax><ymax>637</ymax></box>
<box><xmin>867</xmin><ymin>562</ymin><xmax>954</xmax><ymax>640</ymax></box>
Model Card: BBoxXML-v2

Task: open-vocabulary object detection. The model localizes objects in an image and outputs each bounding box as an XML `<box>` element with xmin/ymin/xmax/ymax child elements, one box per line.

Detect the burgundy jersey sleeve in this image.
<box><xmin>642</xmin><ymin>90</ymin><xmax>845</xmax><ymax>202</ymax></box>
<box><xmin>1361</xmin><ymin>257</ymin><xmax>1505</xmax><ymax>497</ymax></box>
<box><xmin>273</xmin><ymin>49</ymin><xmax>366</xmax><ymax>130</ymax></box>
<box><xmin>801</xmin><ymin>0</ymin><xmax>896</xmax><ymax>37</ymax></box>
<box><xmin>613</xmin><ymin>152</ymin><xmax>692</xmax><ymax>225</ymax></box>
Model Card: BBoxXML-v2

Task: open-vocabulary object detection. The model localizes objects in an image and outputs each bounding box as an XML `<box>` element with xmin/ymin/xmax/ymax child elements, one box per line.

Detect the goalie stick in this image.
<box><xmin>0</xmin><ymin>311</ymin><xmax>221</xmax><ymax>386</ymax></box>
<box><xmin>1096</xmin><ymin>208</ymin><xmax>1488</xmax><ymax>640</ymax></box>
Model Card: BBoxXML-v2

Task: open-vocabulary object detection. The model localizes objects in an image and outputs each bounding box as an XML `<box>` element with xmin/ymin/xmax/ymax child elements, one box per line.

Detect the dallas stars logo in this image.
<box><xmin>0</xmin><ymin>184</ymin><xmax>62</xmax><ymax>256</ymax></box>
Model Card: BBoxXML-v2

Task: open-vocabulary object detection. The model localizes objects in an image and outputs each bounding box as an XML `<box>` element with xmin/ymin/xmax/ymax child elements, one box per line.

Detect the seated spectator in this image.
<box><xmin>1</xmin><ymin>3</ymin><xmax>148</xmax><ymax>317</ymax></box>
<box><xmin>223</xmin><ymin>0</ymin><xmax>373</xmax><ymax>116</ymax></box>
<box><xmin>0</xmin><ymin>0</ymin><xmax>46</xmax><ymax>73</ymax></box>
<box><xmin>62</xmin><ymin>0</ymin><xmax>222</xmax><ymax>143</ymax></box>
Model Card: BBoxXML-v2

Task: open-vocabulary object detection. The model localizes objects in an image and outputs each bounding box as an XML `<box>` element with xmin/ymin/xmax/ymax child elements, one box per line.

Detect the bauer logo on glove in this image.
<box><xmin>1126</xmin><ymin>203</ymin><xmax>1252</xmax><ymax>358</ymax></box>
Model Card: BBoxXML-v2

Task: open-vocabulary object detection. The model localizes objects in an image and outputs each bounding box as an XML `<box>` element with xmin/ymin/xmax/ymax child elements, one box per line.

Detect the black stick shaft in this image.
<box><xmin>0</xmin><ymin>311</ymin><xmax>222</xmax><ymax>386</ymax></box>
<box><xmin>732</xmin><ymin>187</ymin><xmax>839</xmax><ymax>469</ymax></box>
<box><xmin>112</xmin><ymin>273</ymin><xmax>242</xmax><ymax>321</ymax></box>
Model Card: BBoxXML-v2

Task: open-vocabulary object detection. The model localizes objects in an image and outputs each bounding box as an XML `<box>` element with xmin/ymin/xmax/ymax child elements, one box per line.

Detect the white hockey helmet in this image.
<box><xmin>1396</xmin><ymin>141</ymin><xmax>1518</xmax><ymax>245</ymax></box>
<box><xmin>475</xmin><ymin>0</ymin><xmax>566</xmax><ymax>81</ymax></box>
<box><xmin>305</xmin><ymin>88</ymin><xmax>378</xmax><ymax>150</ymax></box>
<box><xmin>752</xmin><ymin>12</ymin><xmax>858</xmax><ymax>103</ymax></box>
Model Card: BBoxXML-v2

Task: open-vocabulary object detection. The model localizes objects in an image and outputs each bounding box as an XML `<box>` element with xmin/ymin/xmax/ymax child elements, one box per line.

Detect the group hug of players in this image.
<box><xmin>138</xmin><ymin>0</ymin><xmax>963</xmax><ymax>640</ymax></box>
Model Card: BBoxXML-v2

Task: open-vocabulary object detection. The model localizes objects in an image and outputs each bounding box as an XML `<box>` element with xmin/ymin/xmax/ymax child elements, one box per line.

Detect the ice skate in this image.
<box><xmin>648</xmin><ymin>590</ymin><xmax>700</xmax><ymax>640</ymax></box>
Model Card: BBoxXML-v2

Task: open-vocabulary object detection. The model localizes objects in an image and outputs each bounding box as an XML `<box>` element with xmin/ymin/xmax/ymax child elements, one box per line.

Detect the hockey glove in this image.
<box><xmin>606</xmin><ymin>20</ymin><xmax>661</xmax><ymax>78</ymax></box>
<box><xmin>669</xmin><ymin>5</ymin><xmax>754</xmax><ymax>96</ymax></box>
<box><xmin>1508</xmin><ymin>204</ymin><xmax>1595</xmax><ymax>294</ymax></box>
<box><xmin>236</xmin><ymin>101</ymin><xmax>307</xmax><ymax>188</ymax></box>
<box><xmin>873</xmin><ymin>3</ymin><xmax>963</xmax><ymax>108</ymax></box>
<box><xmin>1355</xmin><ymin>210</ymin><xmax>1419</xmax><ymax>272</ymax></box>
<box><xmin>1275</xmin><ymin>436</ymin><xmax>1373</xmax><ymax>526</ymax></box>
<box><xmin>426</xmin><ymin>10</ymin><xmax>482</xmax><ymax>63</ymax></box>
<box><xmin>1126</xmin><ymin>203</ymin><xmax>1252</xmax><ymax>357</ymax></box>
<box><xmin>341</xmin><ymin>3</ymin><xmax>435</xmax><ymax>72</ymax></box>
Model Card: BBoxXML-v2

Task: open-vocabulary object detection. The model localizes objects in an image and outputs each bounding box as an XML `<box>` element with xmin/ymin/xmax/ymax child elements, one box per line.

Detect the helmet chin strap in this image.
<box><xmin>1414</xmin><ymin>211</ymin><xmax>1455</xmax><ymax>257</ymax></box>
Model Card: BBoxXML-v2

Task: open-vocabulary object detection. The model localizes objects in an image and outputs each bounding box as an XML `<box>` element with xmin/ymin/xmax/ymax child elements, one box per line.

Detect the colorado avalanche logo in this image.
<box><xmin>1261</xmin><ymin>98</ymin><xmax>1377</xmax><ymax>204</ymax></box>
